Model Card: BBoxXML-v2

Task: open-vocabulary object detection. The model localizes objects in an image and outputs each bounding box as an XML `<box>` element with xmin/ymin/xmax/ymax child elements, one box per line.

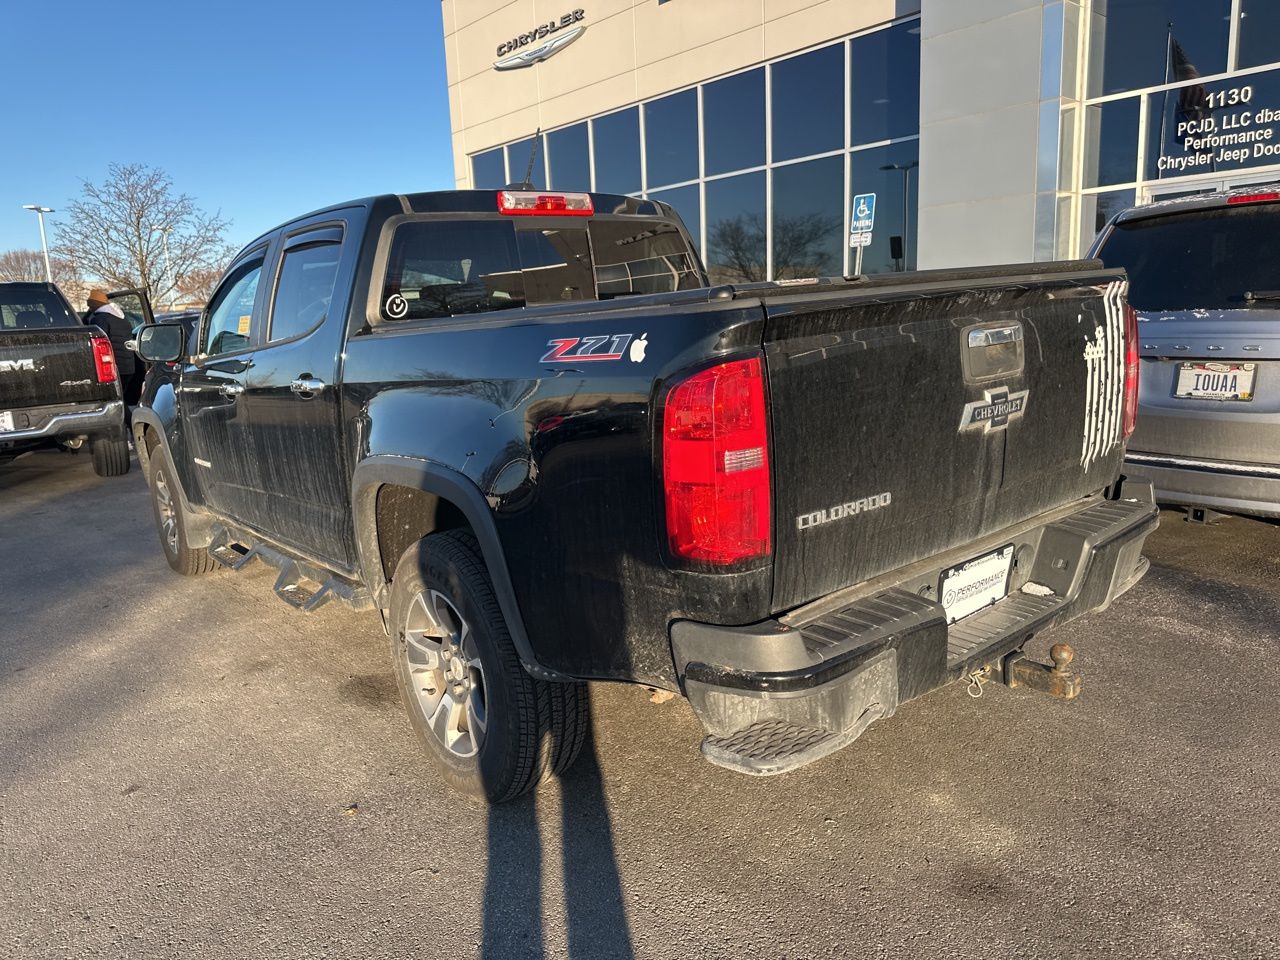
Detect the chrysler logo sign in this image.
<box><xmin>494</xmin><ymin>9</ymin><xmax>586</xmax><ymax>71</ymax></box>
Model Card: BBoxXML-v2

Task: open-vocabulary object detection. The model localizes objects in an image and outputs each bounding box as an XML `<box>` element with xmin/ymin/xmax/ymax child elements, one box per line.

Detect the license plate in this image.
<box><xmin>940</xmin><ymin>545</ymin><xmax>1014</xmax><ymax>624</ymax></box>
<box><xmin>1175</xmin><ymin>361</ymin><xmax>1256</xmax><ymax>401</ymax></box>
<box><xmin>0</xmin><ymin>411</ymin><xmax>13</xmax><ymax>432</ymax></box>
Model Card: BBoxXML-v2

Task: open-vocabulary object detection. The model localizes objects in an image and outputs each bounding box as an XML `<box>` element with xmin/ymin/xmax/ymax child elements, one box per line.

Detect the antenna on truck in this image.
<box><xmin>503</xmin><ymin>129</ymin><xmax>542</xmax><ymax>190</ymax></box>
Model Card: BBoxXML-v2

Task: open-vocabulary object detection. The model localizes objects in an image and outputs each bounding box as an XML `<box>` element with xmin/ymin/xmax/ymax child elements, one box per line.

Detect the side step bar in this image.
<box><xmin>207</xmin><ymin>526</ymin><xmax>375</xmax><ymax>613</ymax></box>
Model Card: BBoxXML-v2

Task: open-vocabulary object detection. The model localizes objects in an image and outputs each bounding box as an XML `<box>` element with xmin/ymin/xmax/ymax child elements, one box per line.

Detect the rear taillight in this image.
<box><xmin>662</xmin><ymin>356</ymin><xmax>771</xmax><ymax>566</ymax></box>
<box><xmin>497</xmin><ymin>190</ymin><xmax>593</xmax><ymax>216</ymax></box>
<box><xmin>91</xmin><ymin>335</ymin><xmax>117</xmax><ymax>384</ymax></box>
<box><xmin>1227</xmin><ymin>191</ymin><xmax>1280</xmax><ymax>205</ymax></box>
<box><xmin>1122</xmin><ymin>303</ymin><xmax>1139</xmax><ymax>439</ymax></box>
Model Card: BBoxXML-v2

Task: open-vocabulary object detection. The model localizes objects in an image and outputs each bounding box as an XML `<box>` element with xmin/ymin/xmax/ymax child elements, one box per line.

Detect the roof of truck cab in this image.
<box><xmin>239</xmin><ymin>190</ymin><xmax>670</xmax><ymax>249</ymax></box>
<box><xmin>1112</xmin><ymin>181</ymin><xmax>1280</xmax><ymax>225</ymax></box>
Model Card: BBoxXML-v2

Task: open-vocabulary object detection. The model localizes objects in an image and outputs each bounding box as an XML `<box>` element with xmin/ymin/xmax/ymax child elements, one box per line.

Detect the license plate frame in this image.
<box><xmin>1174</xmin><ymin>361</ymin><xmax>1256</xmax><ymax>402</ymax></box>
<box><xmin>940</xmin><ymin>544</ymin><xmax>1015</xmax><ymax>624</ymax></box>
<box><xmin>0</xmin><ymin>410</ymin><xmax>13</xmax><ymax>433</ymax></box>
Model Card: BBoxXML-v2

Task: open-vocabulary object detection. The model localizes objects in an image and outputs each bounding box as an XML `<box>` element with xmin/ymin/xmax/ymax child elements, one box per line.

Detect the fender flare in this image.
<box><xmin>351</xmin><ymin>455</ymin><xmax>565</xmax><ymax>682</ymax></box>
<box><xmin>130</xmin><ymin>408</ymin><xmax>215</xmax><ymax>546</ymax></box>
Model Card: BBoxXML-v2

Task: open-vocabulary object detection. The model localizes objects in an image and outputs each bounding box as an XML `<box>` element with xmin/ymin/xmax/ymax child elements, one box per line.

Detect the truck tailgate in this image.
<box><xmin>762</xmin><ymin>264</ymin><xmax>1131</xmax><ymax>611</ymax></box>
<box><xmin>0</xmin><ymin>329</ymin><xmax>116</xmax><ymax>409</ymax></box>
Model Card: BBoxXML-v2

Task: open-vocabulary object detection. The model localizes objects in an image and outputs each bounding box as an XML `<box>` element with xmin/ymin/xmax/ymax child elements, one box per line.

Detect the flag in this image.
<box><xmin>1171</xmin><ymin>37</ymin><xmax>1208</xmax><ymax>121</ymax></box>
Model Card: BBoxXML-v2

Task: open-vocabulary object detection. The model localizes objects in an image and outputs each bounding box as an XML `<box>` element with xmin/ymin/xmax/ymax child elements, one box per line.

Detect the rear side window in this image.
<box><xmin>270</xmin><ymin>240</ymin><xmax>342</xmax><ymax>342</ymax></box>
<box><xmin>381</xmin><ymin>218</ymin><xmax>702</xmax><ymax>321</ymax></box>
<box><xmin>1097</xmin><ymin>204</ymin><xmax>1280</xmax><ymax>311</ymax></box>
<box><xmin>0</xmin><ymin>289</ymin><xmax>79</xmax><ymax>329</ymax></box>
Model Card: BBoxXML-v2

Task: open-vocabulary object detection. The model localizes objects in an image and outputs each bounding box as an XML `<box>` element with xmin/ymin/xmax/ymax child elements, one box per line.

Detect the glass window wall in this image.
<box><xmin>547</xmin><ymin>123</ymin><xmax>591</xmax><ymax>192</ymax></box>
<box><xmin>468</xmin><ymin>18</ymin><xmax>921</xmax><ymax>279</ymax></box>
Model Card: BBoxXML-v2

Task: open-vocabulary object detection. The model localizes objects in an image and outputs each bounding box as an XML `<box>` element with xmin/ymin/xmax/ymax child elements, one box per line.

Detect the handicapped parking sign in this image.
<box><xmin>851</xmin><ymin>193</ymin><xmax>876</xmax><ymax>233</ymax></box>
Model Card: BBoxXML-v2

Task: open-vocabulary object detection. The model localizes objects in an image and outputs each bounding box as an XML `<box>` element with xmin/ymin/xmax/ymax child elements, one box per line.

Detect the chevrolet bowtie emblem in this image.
<box><xmin>958</xmin><ymin>386</ymin><xmax>1029</xmax><ymax>434</ymax></box>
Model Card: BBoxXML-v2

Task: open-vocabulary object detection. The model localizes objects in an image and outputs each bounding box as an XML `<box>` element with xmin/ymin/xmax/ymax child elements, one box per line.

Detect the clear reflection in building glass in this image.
<box><xmin>704</xmin><ymin>68</ymin><xmax>766</xmax><ymax>177</ymax></box>
<box><xmin>705</xmin><ymin>172</ymin><xmax>766</xmax><ymax>285</ymax></box>
<box><xmin>469</xmin><ymin>20</ymin><xmax>921</xmax><ymax>278</ymax></box>
<box><xmin>851</xmin><ymin>20</ymin><xmax>921</xmax><ymax>146</ymax></box>
<box><xmin>1085</xmin><ymin>98</ymin><xmax>1140</xmax><ymax>188</ymax></box>
<box><xmin>772</xmin><ymin>45</ymin><xmax>844</xmax><ymax>163</ymax></box>
<box><xmin>506</xmin><ymin>136</ymin><xmax>546</xmax><ymax>189</ymax></box>
<box><xmin>1239</xmin><ymin>0</ymin><xmax>1280</xmax><ymax>70</ymax></box>
<box><xmin>1088</xmin><ymin>0</ymin><xmax>1231</xmax><ymax>97</ymax></box>
<box><xmin>593</xmin><ymin>108</ymin><xmax>642</xmax><ymax>196</ymax></box>
<box><xmin>850</xmin><ymin>140</ymin><xmax>919</xmax><ymax>274</ymax></box>
<box><xmin>772</xmin><ymin>157</ymin><xmax>845</xmax><ymax>279</ymax></box>
<box><xmin>472</xmin><ymin>148</ymin><xmax>506</xmax><ymax>189</ymax></box>
<box><xmin>644</xmin><ymin>90</ymin><xmax>699</xmax><ymax>188</ymax></box>
<box><xmin>649</xmin><ymin>184</ymin><xmax>701</xmax><ymax>255</ymax></box>
<box><xmin>547</xmin><ymin>123</ymin><xmax>591</xmax><ymax>192</ymax></box>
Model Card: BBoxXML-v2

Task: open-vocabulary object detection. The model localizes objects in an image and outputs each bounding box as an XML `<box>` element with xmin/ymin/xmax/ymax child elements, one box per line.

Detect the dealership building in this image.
<box><xmin>441</xmin><ymin>0</ymin><xmax>1280</xmax><ymax>282</ymax></box>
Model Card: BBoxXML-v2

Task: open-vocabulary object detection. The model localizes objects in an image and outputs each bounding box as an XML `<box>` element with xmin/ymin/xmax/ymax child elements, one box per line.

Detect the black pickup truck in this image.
<box><xmin>132</xmin><ymin>189</ymin><xmax>1157</xmax><ymax>801</ymax></box>
<box><xmin>0</xmin><ymin>281</ymin><xmax>139</xmax><ymax>475</ymax></box>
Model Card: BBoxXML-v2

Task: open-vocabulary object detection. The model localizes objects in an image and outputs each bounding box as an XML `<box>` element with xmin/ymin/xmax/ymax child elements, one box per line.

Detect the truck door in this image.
<box><xmin>178</xmin><ymin>248</ymin><xmax>268</xmax><ymax>520</ymax></box>
<box><xmin>235</xmin><ymin>218</ymin><xmax>356</xmax><ymax>569</ymax></box>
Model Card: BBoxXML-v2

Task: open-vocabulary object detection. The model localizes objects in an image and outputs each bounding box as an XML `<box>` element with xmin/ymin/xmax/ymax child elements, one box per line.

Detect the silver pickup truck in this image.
<box><xmin>1091</xmin><ymin>185</ymin><xmax>1280</xmax><ymax>521</ymax></box>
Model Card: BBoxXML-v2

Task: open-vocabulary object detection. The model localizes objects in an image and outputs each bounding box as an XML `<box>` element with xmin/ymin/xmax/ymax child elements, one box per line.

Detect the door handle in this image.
<box><xmin>219</xmin><ymin>382</ymin><xmax>245</xmax><ymax>397</ymax></box>
<box><xmin>290</xmin><ymin>376</ymin><xmax>326</xmax><ymax>397</ymax></box>
<box><xmin>968</xmin><ymin>325</ymin><xmax>1023</xmax><ymax>348</ymax></box>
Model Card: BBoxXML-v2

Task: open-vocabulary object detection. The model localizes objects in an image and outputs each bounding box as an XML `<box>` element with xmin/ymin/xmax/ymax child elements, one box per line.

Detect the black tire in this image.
<box><xmin>389</xmin><ymin>530</ymin><xmax>589</xmax><ymax>802</ymax></box>
<box><xmin>148</xmin><ymin>459</ymin><xmax>218</xmax><ymax>576</ymax></box>
<box><xmin>91</xmin><ymin>437</ymin><xmax>131</xmax><ymax>477</ymax></box>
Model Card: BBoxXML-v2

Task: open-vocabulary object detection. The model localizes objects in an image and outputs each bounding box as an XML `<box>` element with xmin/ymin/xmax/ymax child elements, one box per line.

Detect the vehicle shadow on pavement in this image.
<box><xmin>480</xmin><ymin>693</ymin><xmax>635</xmax><ymax>960</ymax></box>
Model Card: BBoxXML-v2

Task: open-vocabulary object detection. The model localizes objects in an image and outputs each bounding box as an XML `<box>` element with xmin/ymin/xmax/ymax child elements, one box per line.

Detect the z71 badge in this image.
<box><xmin>959</xmin><ymin>386</ymin><xmax>1028</xmax><ymax>434</ymax></box>
<box><xmin>542</xmin><ymin>333</ymin><xmax>647</xmax><ymax>364</ymax></box>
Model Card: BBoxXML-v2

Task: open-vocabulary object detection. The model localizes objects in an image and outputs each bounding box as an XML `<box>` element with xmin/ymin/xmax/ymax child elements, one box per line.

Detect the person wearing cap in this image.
<box><xmin>84</xmin><ymin>288</ymin><xmax>140</xmax><ymax>414</ymax></box>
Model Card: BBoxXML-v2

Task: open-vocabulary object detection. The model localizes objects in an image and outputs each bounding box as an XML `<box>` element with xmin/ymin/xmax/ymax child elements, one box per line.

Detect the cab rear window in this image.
<box><xmin>380</xmin><ymin>218</ymin><xmax>702</xmax><ymax>321</ymax></box>
<box><xmin>0</xmin><ymin>289</ymin><xmax>80</xmax><ymax>329</ymax></box>
<box><xmin>1097</xmin><ymin>204</ymin><xmax>1280</xmax><ymax>312</ymax></box>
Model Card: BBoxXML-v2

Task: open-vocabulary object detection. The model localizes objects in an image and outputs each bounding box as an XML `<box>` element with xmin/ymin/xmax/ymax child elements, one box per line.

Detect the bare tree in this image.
<box><xmin>0</xmin><ymin>248</ymin><xmax>88</xmax><ymax>303</ymax></box>
<box><xmin>173</xmin><ymin>254</ymin><xmax>234</xmax><ymax>306</ymax></box>
<box><xmin>707</xmin><ymin>212</ymin><xmax>840</xmax><ymax>285</ymax></box>
<box><xmin>54</xmin><ymin>163</ymin><xmax>231</xmax><ymax>307</ymax></box>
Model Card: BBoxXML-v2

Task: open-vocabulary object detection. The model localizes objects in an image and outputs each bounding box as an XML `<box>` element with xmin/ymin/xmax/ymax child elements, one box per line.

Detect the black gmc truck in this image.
<box><xmin>131</xmin><ymin>189</ymin><xmax>1157</xmax><ymax>802</ymax></box>
<box><xmin>0</xmin><ymin>281</ymin><xmax>138</xmax><ymax>475</ymax></box>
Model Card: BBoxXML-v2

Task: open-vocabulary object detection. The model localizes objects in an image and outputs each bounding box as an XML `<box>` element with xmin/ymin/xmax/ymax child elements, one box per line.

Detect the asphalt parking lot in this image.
<box><xmin>2</xmin><ymin>450</ymin><xmax>1277</xmax><ymax>959</ymax></box>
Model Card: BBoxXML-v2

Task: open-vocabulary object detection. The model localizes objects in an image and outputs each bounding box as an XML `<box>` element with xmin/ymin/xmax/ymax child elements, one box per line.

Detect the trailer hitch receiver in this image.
<box><xmin>1002</xmin><ymin>643</ymin><xmax>1082</xmax><ymax>700</ymax></box>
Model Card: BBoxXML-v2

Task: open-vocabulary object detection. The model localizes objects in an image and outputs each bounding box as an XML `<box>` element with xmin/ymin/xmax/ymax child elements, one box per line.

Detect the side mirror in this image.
<box><xmin>136</xmin><ymin>323</ymin><xmax>185</xmax><ymax>363</ymax></box>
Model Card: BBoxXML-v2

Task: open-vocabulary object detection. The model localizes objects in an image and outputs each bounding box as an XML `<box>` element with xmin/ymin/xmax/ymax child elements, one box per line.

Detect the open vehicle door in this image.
<box><xmin>108</xmin><ymin>288</ymin><xmax>154</xmax><ymax>335</ymax></box>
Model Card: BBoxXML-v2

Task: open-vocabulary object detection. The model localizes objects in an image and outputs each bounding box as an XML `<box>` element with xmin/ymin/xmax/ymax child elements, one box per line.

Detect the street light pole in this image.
<box><xmin>879</xmin><ymin>163</ymin><xmax>918</xmax><ymax>271</ymax></box>
<box><xmin>22</xmin><ymin>205</ymin><xmax>55</xmax><ymax>282</ymax></box>
<box><xmin>149</xmin><ymin>226</ymin><xmax>176</xmax><ymax>309</ymax></box>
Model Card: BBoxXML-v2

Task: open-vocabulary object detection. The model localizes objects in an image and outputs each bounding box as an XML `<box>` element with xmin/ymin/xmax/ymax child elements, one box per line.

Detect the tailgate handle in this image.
<box><xmin>968</xmin><ymin>326</ymin><xmax>1022</xmax><ymax>348</ymax></box>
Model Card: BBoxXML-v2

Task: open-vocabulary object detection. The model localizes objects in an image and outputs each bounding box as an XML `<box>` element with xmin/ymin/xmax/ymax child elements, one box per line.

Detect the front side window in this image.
<box><xmin>202</xmin><ymin>257</ymin><xmax>263</xmax><ymax>356</ymax></box>
<box><xmin>269</xmin><ymin>241</ymin><xmax>342</xmax><ymax>343</ymax></box>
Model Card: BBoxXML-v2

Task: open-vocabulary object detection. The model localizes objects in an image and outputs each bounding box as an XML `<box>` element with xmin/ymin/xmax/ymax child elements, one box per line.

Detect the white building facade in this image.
<box><xmin>442</xmin><ymin>0</ymin><xmax>1280</xmax><ymax>281</ymax></box>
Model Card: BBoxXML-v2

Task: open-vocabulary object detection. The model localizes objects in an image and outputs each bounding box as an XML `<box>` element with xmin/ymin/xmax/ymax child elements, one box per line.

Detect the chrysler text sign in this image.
<box><xmin>495</xmin><ymin>9</ymin><xmax>586</xmax><ymax>71</ymax></box>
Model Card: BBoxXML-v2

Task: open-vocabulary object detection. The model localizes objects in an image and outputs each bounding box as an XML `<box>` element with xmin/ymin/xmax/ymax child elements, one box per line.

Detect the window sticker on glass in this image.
<box><xmin>237</xmin><ymin>315</ymin><xmax>251</xmax><ymax>336</ymax></box>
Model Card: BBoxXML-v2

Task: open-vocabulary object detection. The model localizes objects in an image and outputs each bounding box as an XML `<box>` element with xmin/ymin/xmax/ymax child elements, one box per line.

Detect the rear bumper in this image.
<box><xmin>671</xmin><ymin>485</ymin><xmax>1159</xmax><ymax>775</ymax></box>
<box><xmin>0</xmin><ymin>401</ymin><xmax>126</xmax><ymax>455</ymax></box>
<box><xmin>1125</xmin><ymin>452</ymin><xmax>1280</xmax><ymax>520</ymax></box>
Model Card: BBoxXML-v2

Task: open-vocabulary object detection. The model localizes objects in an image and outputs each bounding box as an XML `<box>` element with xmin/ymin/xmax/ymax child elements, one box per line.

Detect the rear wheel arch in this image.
<box><xmin>351</xmin><ymin>456</ymin><xmax>565</xmax><ymax>681</ymax></box>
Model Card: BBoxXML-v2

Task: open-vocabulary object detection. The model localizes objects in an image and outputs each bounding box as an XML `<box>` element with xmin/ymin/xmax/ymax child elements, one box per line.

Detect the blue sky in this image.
<box><xmin>0</xmin><ymin>0</ymin><xmax>453</xmax><ymax>253</ymax></box>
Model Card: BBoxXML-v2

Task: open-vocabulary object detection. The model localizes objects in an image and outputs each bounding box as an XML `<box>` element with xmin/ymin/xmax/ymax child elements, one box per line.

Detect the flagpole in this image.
<box><xmin>1158</xmin><ymin>21</ymin><xmax>1173</xmax><ymax>180</ymax></box>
